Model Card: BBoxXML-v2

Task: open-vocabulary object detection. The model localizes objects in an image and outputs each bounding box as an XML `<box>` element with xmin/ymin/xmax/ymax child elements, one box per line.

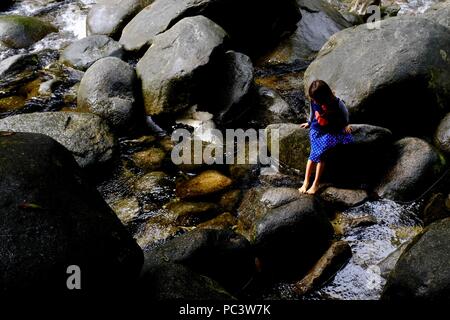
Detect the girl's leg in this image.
<box><xmin>307</xmin><ymin>161</ymin><xmax>325</xmax><ymax>195</ymax></box>
<box><xmin>299</xmin><ymin>160</ymin><xmax>316</xmax><ymax>193</ymax></box>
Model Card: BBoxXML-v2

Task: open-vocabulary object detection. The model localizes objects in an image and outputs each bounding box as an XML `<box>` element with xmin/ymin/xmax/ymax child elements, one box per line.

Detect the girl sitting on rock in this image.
<box><xmin>299</xmin><ymin>80</ymin><xmax>353</xmax><ymax>195</ymax></box>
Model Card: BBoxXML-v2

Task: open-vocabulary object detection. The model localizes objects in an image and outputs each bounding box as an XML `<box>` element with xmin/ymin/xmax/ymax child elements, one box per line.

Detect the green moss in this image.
<box><xmin>0</xmin><ymin>15</ymin><xmax>57</xmax><ymax>33</ymax></box>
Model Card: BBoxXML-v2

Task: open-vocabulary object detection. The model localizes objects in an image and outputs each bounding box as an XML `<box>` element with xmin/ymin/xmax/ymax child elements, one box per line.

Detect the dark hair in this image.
<box><xmin>308</xmin><ymin>80</ymin><xmax>335</xmax><ymax>106</ymax></box>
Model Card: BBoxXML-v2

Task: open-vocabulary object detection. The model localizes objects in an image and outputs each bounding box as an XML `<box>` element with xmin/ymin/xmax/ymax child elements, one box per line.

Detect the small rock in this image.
<box><xmin>165</xmin><ymin>201</ymin><xmax>219</xmax><ymax>226</ymax></box>
<box><xmin>434</xmin><ymin>113</ymin><xmax>450</xmax><ymax>155</ymax></box>
<box><xmin>60</xmin><ymin>35</ymin><xmax>124</xmax><ymax>71</ymax></box>
<box><xmin>132</xmin><ymin>147</ymin><xmax>166</xmax><ymax>171</ymax></box>
<box><xmin>111</xmin><ymin>197</ymin><xmax>141</xmax><ymax>225</ymax></box>
<box><xmin>133</xmin><ymin>171</ymin><xmax>174</xmax><ymax>204</ymax></box>
<box><xmin>294</xmin><ymin>241</ymin><xmax>352</xmax><ymax>295</ymax></box>
<box><xmin>176</xmin><ymin>170</ymin><xmax>233</xmax><ymax>199</ymax></box>
<box><xmin>219</xmin><ymin>190</ymin><xmax>242</xmax><ymax>212</ymax></box>
<box><xmin>332</xmin><ymin>213</ymin><xmax>377</xmax><ymax>236</ymax></box>
<box><xmin>197</xmin><ymin>212</ymin><xmax>238</xmax><ymax>231</ymax></box>
<box><xmin>135</xmin><ymin>212</ymin><xmax>182</xmax><ymax>249</ymax></box>
<box><xmin>320</xmin><ymin>187</ymin><xmax>369</xmax><ymax>209</ymax></box>
<box><xmin>259</xmin><ymin>171</ymin><xmax>304</xmax><ymax>188</ymax></box>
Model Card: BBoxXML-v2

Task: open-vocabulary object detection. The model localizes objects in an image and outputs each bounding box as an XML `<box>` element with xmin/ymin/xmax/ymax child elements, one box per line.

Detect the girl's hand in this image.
<box><xmin>300</xmin><ymin>122</ymin><xmax>310</xmax><ymax>129</ymax></box>
<box><xmin>344</xmin><ymin>125</ymin><xmax>352</xmax><ymax>133</ymax></box>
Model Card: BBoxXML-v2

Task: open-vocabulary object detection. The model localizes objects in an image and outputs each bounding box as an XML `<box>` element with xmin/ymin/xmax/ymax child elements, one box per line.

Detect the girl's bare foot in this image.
<box><xmin>299</xmin><ymin>182</ymin><xmax>309</xmax><ymax>194</ymax></box>
<box><xmin>306</xmin><ymin>184</ymin><xmax>319</xmax><ymax>195</ymax></box>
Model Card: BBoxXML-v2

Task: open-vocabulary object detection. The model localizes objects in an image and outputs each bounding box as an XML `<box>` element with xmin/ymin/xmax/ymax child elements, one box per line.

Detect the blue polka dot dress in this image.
<box><xmin>308</xmin><ymin>98</ymin><xmax>353</xmax><ymax>163</ymax></box>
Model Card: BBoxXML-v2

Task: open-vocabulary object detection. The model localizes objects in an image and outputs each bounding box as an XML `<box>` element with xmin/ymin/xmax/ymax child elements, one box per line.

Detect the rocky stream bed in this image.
<box><xmin>0</xmin><ymin>0</ymin><xmax>449</xmax><ymax>299</ymax></box>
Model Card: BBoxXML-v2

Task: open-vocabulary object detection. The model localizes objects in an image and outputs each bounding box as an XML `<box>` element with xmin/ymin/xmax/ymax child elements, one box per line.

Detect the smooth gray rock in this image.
<box><xmin>136</xmin><ymin>16</ymin><xmax>227</xmax><ymax>116</ymax></box>
<box><xmin>86</xmin><ymin>0</ymin><xmax>154</xmax><ymax>39</ymax></box>
<box><xmin>248</xmin><ymin>87</ymin><xmax>298</xmax><ymax>128</ymax></box>
<box><xmin>213</xmin><ymin>51</ymin><xmax>254</xmax><ymax>122</ymax></box>
<box><xmin>0</xmin><ymin>112</ymin><xmax>116</xmax><ymax>168</ymax></box>
<box><xmin>262</xmin><ymin>0</ymin><xmax>352</xmax><ymax>65</ymax></box>
<box><xmin>0</xmin><ymin>132</ymin><xmax>143</xmax><ymax>292</ymax></box>
<box><xmin>423</xmin><ymin>0</ymin><xmax>450</xmax><ymax>29</ymax></box>
<box><xmin>435</xmin><ymin>113</ymin><xmax>450</xmax><ymax>155</ymax></box>
<box><xmin>120</xmin><ymin>0</ymin><xmax>300</xmax><ymax>54</ymax></box>
<box><xmin>375</xmin><ymin>137</ymin><xmax>446</xmax><ymax>202</ymax></box>
<box><xmin>142</xmin><ymin>229</ymin><xmax>254</xmax><ymax>293</ymax></box>
<box><xmin>120</xmin><ymin>0</ymin><xmax>215</xmax><ymax>52</ymax></box>
<box><xmin>320</xmin><ymin>187</ymin><xmax>369</xmax><ymax>209</ymax></box>
<box><xmin>139</xmin><ymin>263</ymin><xmax>235</xmax><ymax>300</ymax></box>
<box><xmin>78</xmin><ymin>57</ymin><xmax>137</xmax><ymax>132</ymax></box>
<box><xmin>383</xmin><ymin>218</ymin><xmax>450</xmax><ymax>300</ymax></box>
<box><xmin>266</xmin><ymin>123</ymin><xmax>391</xmax><ymax>169</ymax></box>
<box><xmin>0</xmin><ymin>53</ymin><xmax>37</xmax><ymax>77</ymax></box>
<box><xmin>0</xmin><ymin>15</ymin><xmax>57</xmax><ymax>49</ymax></box>
<box><xmin>304</xmin><ymin>16</ymin><xmax>450</xmax><ymax>136</ymax></box>
<box><xmin>60</xmin><ymin>35</ymin><xmax>124</xmax><ymax>71</ymax></box>
<box><xmin>237</xmin><ymin>187</ymin><xmax>333</xmax><ymax>278</ymax></box>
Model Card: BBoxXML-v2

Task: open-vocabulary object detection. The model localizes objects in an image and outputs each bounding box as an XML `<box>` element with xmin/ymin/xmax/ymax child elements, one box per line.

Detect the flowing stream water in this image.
<box><xmin>0</xmin><ymin>0</ymin><xmax>442</xmax><ymax>300</ymax></box>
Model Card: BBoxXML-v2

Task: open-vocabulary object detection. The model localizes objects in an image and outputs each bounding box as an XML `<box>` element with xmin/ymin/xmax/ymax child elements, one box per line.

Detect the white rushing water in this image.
<box><xmin>268</xmin><ymin>199</ymin><xmax>423</xmax><ymax>300</ymax></box>
<box><xmin>0</xmin><ymin>0</ymin><xmax>95</xmax><ymax>60</ymax></box>
<box><xmin>397</xmin><ymin>0</ymin><xmax>440</xmax><ymax>15</ymax></box>
<box><xmin>0</xmin><ymin>0</ymin><xmax>438</xmax><ymax>300</ymax></box>
<box><xmin>310</xmin><ymin>200</ymin><xmax>423</xmax><ymax>300</ymax></box>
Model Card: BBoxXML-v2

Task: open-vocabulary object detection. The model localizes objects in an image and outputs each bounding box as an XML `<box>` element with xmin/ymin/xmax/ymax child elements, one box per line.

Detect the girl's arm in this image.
<box><xmin>339</xmin><ymin>100</ymin><xmax>350</xmax><ymax>125</ymax></box>
<box><xmin>308</xmin><ymin>103</ymin><xmax>314</xmax><ymax>125</ymax></box>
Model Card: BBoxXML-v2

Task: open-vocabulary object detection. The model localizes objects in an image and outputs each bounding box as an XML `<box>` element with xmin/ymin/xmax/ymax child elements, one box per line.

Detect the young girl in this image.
<box><xmin>299</xmin><ymin>80</ymin><xmax>353</xmax><ymax>195</ymax></box>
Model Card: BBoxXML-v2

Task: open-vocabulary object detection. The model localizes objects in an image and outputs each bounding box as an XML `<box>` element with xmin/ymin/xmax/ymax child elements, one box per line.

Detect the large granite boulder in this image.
<box><xmin>0</xmin><ymin>112</ymin><xmax>116</xmax><ymax>168</ymax></box>
<box><xmin>77</xmin><ymin>57</ymin><xmax>137</xmax><ymax>132</ymax></box>
<box><xmin>119</xmin><ymin>0</ymin><xmax>299</xmax><ymax>55</ymax></box>
<box><xmin>304</xmin><ymin>16</ymin><xmax>450</xmax><ymax>136</ymax></box>
<box><xmin>237</xmin><ymin>187</ymin><xmax>334</xmax><ymax>279</ymax></box>
<box><xmin>0</xmin><ymin>132</ymin><xmax>143</xmax><ymax>293</ymax></box>
<box><xmin>136</xmin><ymin>16</ymin><xmax>227</xmax><ymax>116</ymax></box>
<box><xmin>261</xmin><ymin>0</ymin><xmax>352</xmax><ymax>65</ymax></box>
<box><xmin>375</xmin><ymin>137</ymin><xmax>446</xmax><ymax>202</ymax></box>
<box><xmin>86</xmin><ymin>0</ymin><xmax>154</xmax><ymax>39</ymax></box>
<box><xmin>383</xmin><ymin>218</ymin><xmax>450</xmax><ymax>300</ymax></box>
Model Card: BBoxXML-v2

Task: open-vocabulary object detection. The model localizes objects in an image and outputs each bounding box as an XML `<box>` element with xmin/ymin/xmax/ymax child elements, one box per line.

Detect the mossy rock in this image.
<box><xmin>0</xmin><ymin>15</ymin><xmax>57</xmax><ymax>49</ymax></box>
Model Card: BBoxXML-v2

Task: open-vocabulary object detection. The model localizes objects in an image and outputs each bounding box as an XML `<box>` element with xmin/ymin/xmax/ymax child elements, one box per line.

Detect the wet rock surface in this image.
<box><xmin>304</xmin><ymin>16</ymin><xmax>450</xmax><ymax>136</ymax></box>
<box><xmin>383</xmin><ymin>217</ymin><xmax>450</xmax><ymax>300</ymax></box>
<box><xmin>60</xmin><ymin>35</ymin><xmax>124</xmax><ymax>71</ymax></box>
<box><xmin>0</xmin><ymin>111</ymin><xmax>116</xmax><ymax>168</ymax></box>
<box><xmin>0</xmin><ymin>132</ymin><xmax>143</xmax><ymax>292</ymax></box>
<box><xmin>0</xmin><ymin>15</ymin><xmax>57</xmax><ymax>49</ymax></box>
